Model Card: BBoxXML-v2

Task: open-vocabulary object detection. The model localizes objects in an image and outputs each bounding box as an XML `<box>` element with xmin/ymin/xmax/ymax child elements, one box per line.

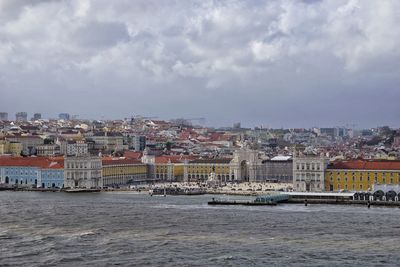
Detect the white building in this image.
<box><xmin>66</xmin><ymin>141</ymin><xmax>88</xmax><ymax>156</ymax></box>
<box><xmin>64</xmin><ymin>155</ymin><xmax>102</xmax><ymax>189</ymax></box>
<box><xmin>293</xmin><ymin>152</ymin><xmax>328</xmax><ymax>192</ymax></box>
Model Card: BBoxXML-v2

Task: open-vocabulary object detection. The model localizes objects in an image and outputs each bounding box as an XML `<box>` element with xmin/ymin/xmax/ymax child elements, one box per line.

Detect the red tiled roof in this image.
<box><xmin>123</xmin><ymin>151</ymin><xmax>143</xmax><ymax>160</ymax></box>
<box><xmin>102</xmin><ymin>157</ymin><xmax>142</xmax><ymax>165</ymax></box>
<box><xmin>0</xmin><ymin>156</ymin><xmax>64</xmax><ymax>169</ymax></box>
<box><xmin>328</xmin><ymin>160</ymin><xmax>400</xmax><ymax>170</ymax></box>
<box><xmin>155</xmin><ymin>155</ymin><xmax>196</xmax><ymax>164</ymax></box>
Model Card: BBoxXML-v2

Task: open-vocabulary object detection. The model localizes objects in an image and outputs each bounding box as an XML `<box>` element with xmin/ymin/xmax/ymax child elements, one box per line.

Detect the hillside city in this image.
<box><xmin>1</xmin><ymin>111</ymin><xmax>400</xmax><ymax>196</ymax></box>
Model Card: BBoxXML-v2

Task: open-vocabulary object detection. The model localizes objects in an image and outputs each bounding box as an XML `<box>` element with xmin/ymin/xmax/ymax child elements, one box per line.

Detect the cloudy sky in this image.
<box><xmin>0</xmin><ymin>0</ymin><xmax>399</xmax><ymax>128</ymax></box>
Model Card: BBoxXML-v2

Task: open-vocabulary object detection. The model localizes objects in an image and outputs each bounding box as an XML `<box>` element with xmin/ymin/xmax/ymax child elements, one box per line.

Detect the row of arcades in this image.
<box><xmin>353</xmin><ymin>190</ymin><xmax>400</xmax><ymax>201</ymax></box>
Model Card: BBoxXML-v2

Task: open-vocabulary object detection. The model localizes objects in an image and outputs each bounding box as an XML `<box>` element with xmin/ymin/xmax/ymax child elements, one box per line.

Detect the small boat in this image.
<box><xmin>150</xmin><ymin>187</ymin><xmax>206</xmax><ymax>196</ymax></box>
<box><xmin>208</xmin><ymin>194</ymin><xmax>288</xmax><ymax>206</ymax></box>
<box><xmin>64</xmin><ymin>188</ymin><xmax>101</xmax><ymax>193</ymax></box>
<box><xmin>208</xmin><ymin>199</ymin><xmax>277</xmax><ymax>206</ymax></box>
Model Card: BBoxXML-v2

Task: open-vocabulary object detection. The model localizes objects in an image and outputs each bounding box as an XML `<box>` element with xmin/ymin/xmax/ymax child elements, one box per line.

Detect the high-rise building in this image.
<box><xmin>58</xmin><ymin>113</ymin><xmax>70</xmax><ymax>120</ymax></box>
<box><xmin>32</xmin><ymin>113</ymin><xmax>42</xmax><ymax>120</ymax></box>
<box><xmin>15</xmin><ymin>112</ymin><xmax>28</xmax><ymax>122</ymax></box>
<box><xmin>0</xmin><ymin>112</ymin><xmax>8</xmax><ymax>121</ymax></box>
<box><xmin>134</xmin><ymin>135</ymin><xmax>146</xmax><ymax>151</ymax></box>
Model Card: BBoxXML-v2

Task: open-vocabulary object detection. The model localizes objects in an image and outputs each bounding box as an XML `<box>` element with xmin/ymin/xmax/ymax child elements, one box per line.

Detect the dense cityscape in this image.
<box><xmin>2</xmin><ymin>0</ymin><xmax>400</xmax><ymax>265</ymax></box>
<box><xmin>1</xmin><ymin>111</ymin><xmax>400</xmax><ymax>199</ymax></box>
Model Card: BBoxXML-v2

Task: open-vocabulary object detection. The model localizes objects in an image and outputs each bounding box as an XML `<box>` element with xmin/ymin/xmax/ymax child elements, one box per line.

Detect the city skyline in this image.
<box><xmin>1</xmin><ymin>0</ymin><xmax>400</xmax><ymax>128</ymax></box>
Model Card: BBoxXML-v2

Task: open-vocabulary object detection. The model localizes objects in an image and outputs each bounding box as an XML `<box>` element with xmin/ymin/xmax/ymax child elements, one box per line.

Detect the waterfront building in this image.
<box><xmin>0</xmin><ymin>112</ymin><xmax>8</xmax><ymax>121</ymax></box>
<box><xmin>293</xmin><ymin>152</ymin><xmax>328</xmax><ymax>192</ymax></box>
<box><xmin>262</xmin><ymin>156</ymin><xmax>293</xmax><ymax>183</ymax></box>
<box><xmin>0</xmin><ymin>157</ymin><xmax>64</xmax><ymax>188</ymax></box>
<box><xmin>15</xmin><ymin>112</ymin><xmax>28</xmax><ymax>122</ymax></box>
<box><xmin>229</xmin><ymin>149</ymin><xmax>264</xmax><ymax>182</ymax></box>
<box><xmin>325</xmin><ymin>160</ymin><xmax>400</xmax><ymax>192</ymax></box>
<box><xmin>40</xmin><ymin>161</ymin><xmax>64</xmax><ymax>188</ymax></box>
<box><xmin>64</xmin><ymin>155</ymin><xmax>102</xmax><ymax>188</ymax></box>
<box><xmin>182</xmin><ymin>149</ymin><xmax>270</xmax><ymax>183</ymax></box>
<box><xmin>184</xmin><ymin>158</ymin><xmax>231</xmax><ymax>182</ymax></box>
<box><xmin>155</xmin><ymin>156</ymin><xmax>186</xmax><ymax>181</ymax></box>
<box><xmin>102</xmin><ymin>158</ymin><xmax>147</xmax><ymax>186</ymax></box>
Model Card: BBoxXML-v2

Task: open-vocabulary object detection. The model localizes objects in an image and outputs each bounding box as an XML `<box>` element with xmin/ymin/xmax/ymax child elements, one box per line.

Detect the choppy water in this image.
<box><xmin>0</xmin><ymin>192</ymin><xmax>399</xmax><ymax>266</ymax></box>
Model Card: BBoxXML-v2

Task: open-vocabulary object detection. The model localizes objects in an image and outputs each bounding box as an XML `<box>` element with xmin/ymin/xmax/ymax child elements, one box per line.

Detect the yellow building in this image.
<box><xmin>102</xmin><ymin>158</ymin><xmax>147</xmax><ymax>186</ymax></box>
<box><xmin>153</xmin><ymin>157</ymin><xmax>232</xmax><ymax>182</ymax></box>
<box><xmin>155</xmin><ymin>162</ymin><xmax>185</xmax><ymax>181</ymax></box>
<box><xmin>325</xmin><ymin>160</ymin><xmax>400</xmax><ymax>192</ymax></box>
<box><xmin>185</xmin><ymin>159</ymin><xmax>231</xmax><ymax>182</ymax></box>
<box><xmin>0</xmin><ymin>140</ymin><xmax>22</xmax><ymax>156</ymax></box>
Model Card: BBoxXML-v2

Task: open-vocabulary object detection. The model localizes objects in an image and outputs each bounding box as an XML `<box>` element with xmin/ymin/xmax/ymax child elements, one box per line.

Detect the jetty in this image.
<box><xmin>208</xmin><ymin>194</ymin><xmax>289</xmax><ymax>206</ymax></box>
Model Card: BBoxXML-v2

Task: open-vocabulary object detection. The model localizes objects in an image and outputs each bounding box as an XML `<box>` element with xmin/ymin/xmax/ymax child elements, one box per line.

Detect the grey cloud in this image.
<box><xmin>71</xmin><ymin>21</ymin><xmax>130</xmax><ymax>48</ymax></box>
<box><xmin>0</xmin><ymin>0</ymin><xmax>400</xmax><ymax>128</ymax></box>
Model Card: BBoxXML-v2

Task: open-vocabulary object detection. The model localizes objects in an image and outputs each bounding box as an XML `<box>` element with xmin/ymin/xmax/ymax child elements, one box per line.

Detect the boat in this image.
<box><xmin>149</xmin><ymin>187</ymin><xmax>206</xmax><ymax>196</ymax></box>
<box><xmin>64</xmin><ymin>188</ymin><xmax>101</xmax><ymax>193</ymax></box>
<box><xmin>208</xmin><ymin>194</ymin><xmax>289</xmax><ymax>206</ymax></box>
<box><xmin>208</xmin><ymin>198</ymin><xmax>277</xmax><ymax>206</ymax></box>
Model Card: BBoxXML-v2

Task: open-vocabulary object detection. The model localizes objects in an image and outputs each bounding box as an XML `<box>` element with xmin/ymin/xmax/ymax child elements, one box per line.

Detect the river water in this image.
<box><xmin>0</xmin><ymin>192</ymin><xmax>399</xmax><ymax>266</ymax></box>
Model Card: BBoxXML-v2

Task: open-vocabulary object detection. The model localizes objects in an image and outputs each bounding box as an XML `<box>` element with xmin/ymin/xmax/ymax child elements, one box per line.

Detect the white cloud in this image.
<box><xmin>0</xmin><ymin>0</ymin><xmax>400</xmax><ymax>127</ymax></box>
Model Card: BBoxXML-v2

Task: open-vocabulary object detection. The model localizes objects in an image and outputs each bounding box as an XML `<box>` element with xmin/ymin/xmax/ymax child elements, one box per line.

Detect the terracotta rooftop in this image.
<box><xmin>189</xmin><ymin>158</ymin><xmax>232</xmax><ymax>164</ymax></box>
<box><xmin>155</xmin><ymin>155</ymin><xmax>196</xmax><ymax>164</ymax></box>
<box><xmin>328</xmin><ymin>160</ymin><xmax>400</xmax><ymax>170</ymax></box>
<box><xmin>123</xmin><ymin>151</ymin><xmax>143</xmax><ymax>160</ymax></box>
<box><xmin>0</xmin><ymin>156</ymin><xmax>64</xmax><ymax>169</ymax></box>
<box><xmin>102</xmin><ymin>157</ymin><xmax>143</xmax><ymax>165</ymax></box>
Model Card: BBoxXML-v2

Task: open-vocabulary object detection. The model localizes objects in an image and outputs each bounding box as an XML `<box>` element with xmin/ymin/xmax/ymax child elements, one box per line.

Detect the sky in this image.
<box><xmin>0</xmin><ymin>0</ymin><xmax>399</xmax><ymax>128</ymax></box>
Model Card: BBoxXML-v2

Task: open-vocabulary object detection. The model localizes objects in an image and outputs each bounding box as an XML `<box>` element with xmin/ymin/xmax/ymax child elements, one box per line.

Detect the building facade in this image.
<box><xmin>59</xmin><ymin>113</ymin><xmax>70</xmax><ymax>120</ymax></box>
<box><xmin>7</xmin><ymin>136</ymin><xmax>44</xmax><ymax>156</ymax></box>
<box><xmin>262</xmin><ymin>156</ymin><xmax>293</xmax><ymax>183</ymax></box>
<box><xmin>325</xmin><ymin>160</ymin><xmax>400</xmax><ymax>192</ymax></box>
<box><xmin>64</xmin><ymin>156</ymin><xmax>102</xmax><ymax>189</ymax></box>
<box><xmin>32</xmin><ymin>113</ymin><xmax>42</xmax><ymax>120</ymax></box>
<box><xmin>0</xmin><ymin>141</ymin><xmax>23</xmax><ymax>156</ymax></box>
<box><xmin>183</xmin><ymin>159</ymin><xmax>231</xmax><ymax>182</ymax></box>
<box><xmin>133</xmin><ymin>135</ymin><xmax>146</xmax><ymax>151</ymax></box>
<box><xmin>293</xmin><ymin>153</ymin><xmax>328</xmax><ymax>192</ymax></box>
<box><xmin>15</xmin><ymin>112</ymin><xmax>28</xmax><ymax>122</ymax></box>
<box><xmin>0</xmin><ymin>157</ymin><xmax>64</xmax><ymax>188</ymax></box>
<box><xmin>66</xmin><ymin>141</ymin><xmax>89</xmax><ymax>156</ymax></box>
<box><xmin>88</xmin><ymin>133</ymin><xmax>125</xmax><ymax>152</ymax></box>
<box><xmin>102</xmin><ymin>158</ymin><xmax>147</xmax><ymax>186</ymax></box>
<box><xmin>0</xmin><ymin>112</ymin><xmax>8</xmax><ymax>121</ymax></box>
<box><xmin>36</xmin><ymin>144</ymin><xmax>60</xmax><ymax>156</ymax></box>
